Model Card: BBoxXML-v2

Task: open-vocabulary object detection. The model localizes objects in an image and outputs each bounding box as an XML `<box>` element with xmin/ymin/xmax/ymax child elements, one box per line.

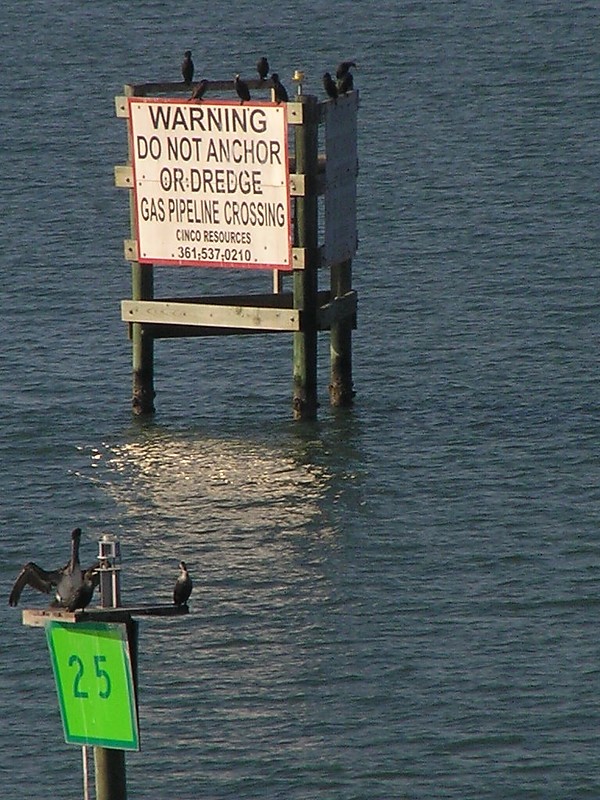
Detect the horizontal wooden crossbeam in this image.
<box><xmin>22</xmin><ymin>604</ymin><xmax>189</xmax><ymax>627</ymax></box>
<box><xmin>121</xmin><ymin>290</ymin><xmax>357</xmax><ymax>335</ymax></box>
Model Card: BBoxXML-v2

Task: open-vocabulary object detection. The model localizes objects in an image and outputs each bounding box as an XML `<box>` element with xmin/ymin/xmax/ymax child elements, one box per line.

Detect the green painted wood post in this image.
<box><xmin>124</xmin><ymin>84</ymin><xmax>155</xmax><ymax>415</ymax></box>
<box><xmin>329</xmin><ymin>258</ymin><xmax>355</xmax><ymax>406</ymax></box>
<box><xmin>292</xmin><ymin>95</ymin><xmax>319</xmax><ymax>420</ymax></box>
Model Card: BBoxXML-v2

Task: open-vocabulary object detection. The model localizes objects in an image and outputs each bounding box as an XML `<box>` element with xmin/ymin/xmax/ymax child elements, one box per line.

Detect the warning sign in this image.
<box><xmin>128</xmin><ymin>98</ymin><xmax>291</xmax><ymax>270</ymax></box>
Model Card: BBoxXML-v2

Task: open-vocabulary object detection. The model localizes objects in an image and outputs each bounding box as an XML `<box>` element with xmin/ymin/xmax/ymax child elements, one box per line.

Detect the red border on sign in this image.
<box><xmin>127</xmin><ymin>97</ymin><xmax>292</xmax><ymax>271</ymax></box>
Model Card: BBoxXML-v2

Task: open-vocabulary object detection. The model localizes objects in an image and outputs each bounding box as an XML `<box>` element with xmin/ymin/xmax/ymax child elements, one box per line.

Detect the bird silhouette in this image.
<box><xmin>173</xmin><ymin>561</ymin><xmax>193</xmax><ymax>606</ymax></box>
<box><xmin>190</xmin><ymin>79</ymin><xmax>209</xmax><ymax>101</ymax></box>
<box><xmin>323</xmin><ymin>72</ymin><xmax>338</xmax><ymax>100</ymax></box>
<box><xmin>181</xmin><ymin>50</ymin><xmax>194</xmax><ymax>84</ymax></box>
<box><xmin>338</xmin><ymin>71</ymin><xmax>354</xmax><ymax>94</ymax></box>
<box><xmin>336</xmin><ymin>60</ymin><xmax>356</xmax><ymax>80</ymax></box>
<box><xmin>256</xmin><ymin>56</ymin><xmax>269</xmax><ymax>80</ymax></box>
<box><xmin>9</xmin><ymin>528</ymin><xmax>97</xmax><ymax>608</ymax></box>
<box><xmin>64</xmin><ymin>568</ymin><xmax>99</xmax><ymax>612</ymax></box>
<box><xmin>234</xmin><ymin>74</ymin><xmax>251</xmax><ymax>103</ymax></box>
<box><xmin>271</xmin><ymin>73</ymin><xmax>289</xmax><ymax>103</ymax></box>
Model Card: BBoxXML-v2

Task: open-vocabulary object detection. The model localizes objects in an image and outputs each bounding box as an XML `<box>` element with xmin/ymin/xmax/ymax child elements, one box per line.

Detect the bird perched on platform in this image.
<box><xmin>337</xmin><ymin>70</ymin><xmax>354</xmax><ymax>94</ymax></box>
<box><xmin>336</xmin><ymin>60</ymin><xmax>356</xmax><ymax>94</ymax></box>
<box><xmin>181</xmin><ymin>50</ymin><xmax>194</xmax><ymax>84</ymax></box>
<box><xmin>271</xmin><ymin>73</ymin><xmax>289</xmax><ymax>103</ymax></box>
<box><xmin>323</xmin><ymin>72</ymin><xmax>338</xmax><ymax>100</ymax></box>
<box><xmin>234</xmin><ymin>73</ymin><xmax>251</xmax><ymax>103</ymax></box>
<box><xmin>336</xmin><ymin>60</ymin><xmax>356</xmax><ymax>80</ymax></box>
<box><xmin>173</xmin><ymin>561</ymin><xmax>193</xmax><ymax>606</ymax></box>
<box><xmin>256</xmin><ymin>56</ymin><xmax>269</xmax><ymax>81</ymax></box>
<box><xmin>8</xmin><ymin>527</ymin><xmax>97</xmax><ymax>609</ymax></box>
<box><xmin>64</xmin><ymin>568</ymin><xmax>99</xmax><ymax>612</ymax></box>
<box><xmin>190</xmin><ymin>79</ymin><xmax>209</xmax><ymax>101</ymax></box>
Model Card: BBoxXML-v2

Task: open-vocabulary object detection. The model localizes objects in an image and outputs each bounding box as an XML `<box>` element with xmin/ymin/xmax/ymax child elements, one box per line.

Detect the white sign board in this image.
<box><xmin>128</xmin><ymin>98</ymin><xmax>291</xmax><ymax>270</ymax></box>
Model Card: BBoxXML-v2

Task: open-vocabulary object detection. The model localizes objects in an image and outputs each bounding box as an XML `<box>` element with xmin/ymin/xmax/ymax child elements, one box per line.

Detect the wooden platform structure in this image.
<box><xmin>21</xmin><ymin>604</ymin><xmax>188</xmax><ymax>627</ymax></box>
<box><xmin>115</xmin><ymin>76</ymin><xmax>359</xmax><ymax>419</ymax></box>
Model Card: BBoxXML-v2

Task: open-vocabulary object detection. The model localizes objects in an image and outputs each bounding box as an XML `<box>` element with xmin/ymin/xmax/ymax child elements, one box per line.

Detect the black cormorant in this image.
<box><xmin>173</xmin><ymin>561</ymin><xmax>193</xmax><ymax>606</ymax></box>
<box><xmin>64</xmin><ymin>568</ymin><xmax>98</xmax><ymax>612</ymax></box>
<box><xmin>256</xmin><ymin>56</ymin><xmax>269</xmax><ymax>80</ymax></box>
<box><xmin>271</xmin><ymin>73</ymin><xmax>289</xmax><ymax>103</ymax></box>
<box><xmin>181</xmin><ymin>50</ymin><xmax>194</xmax><ymax>84</ymax></box>
<box><xmin>190</xmin><ymin>79</ymin><xmax>209</xmax><ymax>101</ymax></box>
<box><xmin>323</xmin><ymin>72</ymin><xmax>338</xmax><ymax>100</ymax></box>
<box><xmin>338</xmin><ymin>71</ymin><xmax>354</xmax><ymax>94</ymax></box>
<box><xmin>336</xmin><ymin>61</ymin><xmax>356</xmax><ymax>79</ymax></box>
<box><xmin>8</xmin><ymin>528</ymin><xmax>96</xmax><ymax>608</ymax></box>
<box><xmin>234</xmin><ymin>74</ymin><xmax>251</xmax><ymax>103</ymax></box>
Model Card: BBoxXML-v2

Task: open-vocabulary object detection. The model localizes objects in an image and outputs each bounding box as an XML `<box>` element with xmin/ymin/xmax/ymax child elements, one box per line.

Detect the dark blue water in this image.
<box><xmin>1</xmin><ymin>1</ymin><xmax>599</xmax><ymax>798</ymax></box>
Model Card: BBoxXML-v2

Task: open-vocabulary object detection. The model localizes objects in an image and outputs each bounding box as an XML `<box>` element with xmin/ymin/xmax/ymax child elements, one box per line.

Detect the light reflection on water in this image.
<box><xmin>98</xmin><ymin>428</ymin><xmax>335</xmax><ymax>531</ymax></box>
<box><xmin>75</xmin><ymin>420</ymin><xmax>365</xmax><ymax>610</ymax></box>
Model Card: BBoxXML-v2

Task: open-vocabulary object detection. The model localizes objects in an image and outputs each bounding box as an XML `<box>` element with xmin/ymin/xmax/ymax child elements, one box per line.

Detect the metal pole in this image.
<box><xmin>82</xmin><ymin>746</ymin><xmax>90</xmax><ymax>800</ymax></box>
<box><xmin>94</xmin><ymin>534</ymin><xmax>128</xmax><ymax>800</ymax></box>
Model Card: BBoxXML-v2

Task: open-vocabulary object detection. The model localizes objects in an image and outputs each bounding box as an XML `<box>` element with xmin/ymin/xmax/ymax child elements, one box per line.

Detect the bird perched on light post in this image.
<box><xmin>173</xmin><ymin>561</ymin><xmax>193</xmax><ymax>606</ymax></box>
<box><xmin>181</xmin><ymin>50</ymin><xmax>194</xmax><ymax>84</ymax></box>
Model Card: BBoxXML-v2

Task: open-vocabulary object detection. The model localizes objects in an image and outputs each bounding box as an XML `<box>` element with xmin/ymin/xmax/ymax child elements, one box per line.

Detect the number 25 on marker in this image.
<box><xmin>69</xmin><ymin>653</ymin><xmax>112</xmax><ymax>699</ymax></box>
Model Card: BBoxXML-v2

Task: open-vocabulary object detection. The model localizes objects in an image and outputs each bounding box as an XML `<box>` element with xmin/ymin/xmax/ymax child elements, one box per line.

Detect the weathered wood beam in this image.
<box><xmin>122</xmin><ymin>299</ymin><xmax>302</xmax><ymax>331</ymax></box>
<box><xmin>21</xmin><ymin>604</ymin><xmax>188</xmax><ymax>627</ymax></box>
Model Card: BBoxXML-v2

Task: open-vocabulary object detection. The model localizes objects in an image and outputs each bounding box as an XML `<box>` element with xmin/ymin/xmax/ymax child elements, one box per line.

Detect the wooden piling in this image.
<box><xmin>131</xmin><ymin>262</ymin><xmax>155</xmax><ymax>415</ymax></box>
<box><xmin>329</xmin><ymin>258</ymin><xmax>355</xmax><ymax>406</ymax></box>
<box><xmin>124</xmin><ymin>84</ymin><xmax>155</xmax><ymax>415</ymax></box>
<box><xmin>292</xmin><ymin>95</ymin><xmax>319</xmax><ymax>420</ymax></box>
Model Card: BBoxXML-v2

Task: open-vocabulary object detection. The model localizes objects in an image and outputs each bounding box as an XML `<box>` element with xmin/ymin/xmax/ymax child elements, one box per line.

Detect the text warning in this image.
<box><xmin>128</xmin><ymin>98</ymin><xmax>292</xmax><ymax>270</ymax></box>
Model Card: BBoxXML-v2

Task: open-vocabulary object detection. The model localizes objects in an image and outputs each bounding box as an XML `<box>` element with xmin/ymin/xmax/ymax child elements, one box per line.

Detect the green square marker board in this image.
<box><xmin>46</xmin><ymin>621</ymin><xmax>139</xmax><ymax>751</ymax></box>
